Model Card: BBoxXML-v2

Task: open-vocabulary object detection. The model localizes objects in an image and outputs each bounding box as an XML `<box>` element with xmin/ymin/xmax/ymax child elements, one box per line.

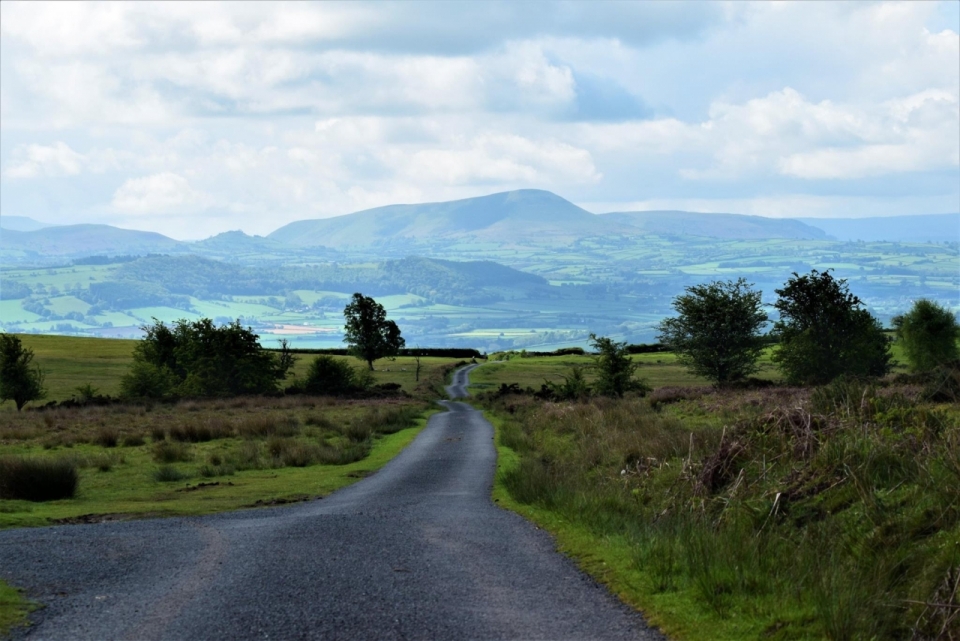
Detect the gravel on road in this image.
<box><xmin>0</xmin><ymin>367</ymin><xmax>664</xmax><ymax>640</ymax></box>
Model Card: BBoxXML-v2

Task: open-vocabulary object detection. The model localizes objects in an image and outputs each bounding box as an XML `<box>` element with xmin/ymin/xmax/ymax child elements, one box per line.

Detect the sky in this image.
<box><xmin>1</xmin><ymin>1</ymin><xmax>958</xmax><ymax>240</ymax></box>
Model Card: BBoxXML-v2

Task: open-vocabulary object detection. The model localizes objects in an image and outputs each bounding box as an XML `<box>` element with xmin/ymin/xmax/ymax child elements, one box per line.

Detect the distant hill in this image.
<box><xmin>798</xmin><ymin>214</ymin><xmax>960</xmax><ymax>243</ymax></box>
<box><xmin>0</xmin><ymin>215</ymin><xmax>58</xmax><ymax>232</ymax></box>
<box><xmin>268</xmin><ymin>189</ymin><xmax>629</xmax><ymax>247</ymax></box>
<box><xmin>1</xmin><ymin>224</ymin><xmax>185</xmax><ymax>257</ymax></box>
<box><xmin>600</xmin><ymin>210</ymin><xmax>827</xmax><ymax>240</ymax></box>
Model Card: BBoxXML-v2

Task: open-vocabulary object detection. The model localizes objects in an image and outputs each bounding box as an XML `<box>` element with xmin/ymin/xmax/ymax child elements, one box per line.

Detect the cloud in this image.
<box><xmin>0</xmin><ymin>1</ymin><xmax>956</xmax><ymax>239</ymax></box>
<box><xmin>111</xmin><ymin>172</ymin><xmax>213</xmax><ymax>214</ymax></box>
<box><xmin>4</xmin><ymin>142</ymin><xmax>85</xmax><ymax>178</ymax></box>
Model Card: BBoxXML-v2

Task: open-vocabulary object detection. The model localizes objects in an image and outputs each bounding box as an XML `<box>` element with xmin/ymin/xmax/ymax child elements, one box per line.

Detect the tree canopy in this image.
<box><xmin>590</xmin><ymin>334</ymin><xmax>648</xmax><ymax>397</ymax></box>
<box><xmin>0</xmin><ymin>334</ymin><xmax>46</xmax><ymax>411</ymax></box>
<box><xmin>120</xmin><ymin>318</ymin><xmax>294</xmax><ymax>399</ymax></box>
<box><xmin>657</xmin><ymin>278</ymin><xmax>767</xmax><ymax>386</ymax></box>
<box><xmin>772</xmin><ymin>270</ymin><xmax>890</xmax><ymax>385</ymax></box>
<box><xmin>343</xmin><ymin>293</ymin><xmax>405</xmax><ymax>370</ymax></box>
<box><xmin>893</xmin><ymin>299</ymin><xmax>960</xmax><ymax>372</ymax></box>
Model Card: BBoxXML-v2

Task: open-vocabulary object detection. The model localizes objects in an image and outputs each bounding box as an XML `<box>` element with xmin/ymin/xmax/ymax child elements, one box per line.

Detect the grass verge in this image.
<box><xmin>0</xmin><ymin>579</ymin><xmax>36</xmax><ymax>637</ymax></box>
<box><xmin>485</xmin><ymin>376</ymin><xmax>960</xmax><ymax>641</ymax></box>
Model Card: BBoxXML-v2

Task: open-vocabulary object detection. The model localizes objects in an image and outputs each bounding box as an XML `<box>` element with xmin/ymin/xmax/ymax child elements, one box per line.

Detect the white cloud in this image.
<box><xmin>0</xmin><ymin>1</ymin><xmax>957</xmax><ymax>237</ymax></box>
<box><xmin>4</xmin><ymin>142</ymin><xmax>85</xmax><ymax>178</ymax></box>
<box><xmin>112</xmin><ymin>172</ymin><xmax>213</xmax><ymax>214</ymax></box>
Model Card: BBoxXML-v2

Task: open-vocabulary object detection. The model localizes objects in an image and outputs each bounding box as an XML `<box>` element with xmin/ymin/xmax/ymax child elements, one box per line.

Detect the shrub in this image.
<box><xmin>152</xmin><ymin>441</ymin><xmax>192</xmax><ymax>463</ymax></box>
<box><xmin>772</xmin><ymin>270</ymin><xmax>891</xmax><ymax>384</ymax></box>
<box><xmin>153</xmin><ymin>465</ymin><xmax>188</xmax><ymax>482</ymax></box>
<box><xmin>168</xmin><ymin>419</ymin><xmax>231</xmax><ymax>443</ymax></box>
<box><xmin>149</xmin><ymin>426</ymin><xmax>166</xmax><ymax>442</ymax></box>
<box><xmin>0</xmin><ymin>456</ymin><xmax>78</xmax><ymax>501</ymax></box>
<box><xmin>894</xmin><ymin>299</ymin><xmax>960</xmax><ymax>372</ymax></box>
<box><xmin>121</xmin><ymin>433</ymin><xmax>146</xmax><ymax>447</ymax></box>
<box><xmin>657</xmin><ymin>278</ymin><xmax>768</xmax><ymax>386</ymax></box>
<box><xmin>236</xmin><ymin>414</ymin><xmax>299</xmax><ymax>438</ymax></box>
<box><xmin>0</xmin><ymin>333</ymin><xmax>46</xmax><ymax>411</ymax></box>
<box><xmin>590</xmin><ymin>334</ymin><xmax>650</xmax><ymax>397</ymax></box>
<box><xmin>120</xmin><ymin>318</ymin><xmax>295</xmax><ymax>399</ymax></box>
<box><xmin>303</xmin><ymin>356</ymin><xmax>360</xmax><ymax>396</ymax></box>
<box><xmin>94</xmin><ymin>426</ymin><xmax>119</xmax><ymax>448</ymax></box>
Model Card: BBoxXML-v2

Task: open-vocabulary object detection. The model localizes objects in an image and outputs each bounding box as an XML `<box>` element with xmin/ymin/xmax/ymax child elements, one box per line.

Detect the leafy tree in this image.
<box><xmin>772</xmin><ymin>270</ymin><xmax>890</xmax><ymax>385</ymax></box>
<box><xmin>0</xmin><ymin>334</ymin><xmax>46</xmax><ymax>411</ymax></box>
<box><xmin>657</xmin><ymin>278</ymin><xmax>768</xmax><ymax>386</ymax></box>
<box><xmin>304</xmin><ymin>356</ymin><xmax>364</xmax><ymax>395</ymax></box>
<box><xmin>120</xmin><ymin>318</ymin><xmax>295</xmax><ymax>399</ymax></box>
<box><xmin>590</xmin><ymin>334</ymin><xmax>649</xmax><ymax>397</ymax></box>
<box><xmin>343</xmin><ymin>293</ymin><xmax>405</xmax><ymax>370</ymax></box>
<box><xmin>893</xmin><ymin>299</ymin><xmax>960</xmax><ymax>372</ymax></box>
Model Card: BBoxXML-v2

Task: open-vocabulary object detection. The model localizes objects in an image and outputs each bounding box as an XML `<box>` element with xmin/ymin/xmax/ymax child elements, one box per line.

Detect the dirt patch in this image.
<box><xmin>246</xmin><ymin>495</ymin><xmax>318</xmax><ymax>507</ymax></box>
<box><xmin>51</xmin><ymin>512</ymin><xmax>161</xmax><ymax>525</ymax></box>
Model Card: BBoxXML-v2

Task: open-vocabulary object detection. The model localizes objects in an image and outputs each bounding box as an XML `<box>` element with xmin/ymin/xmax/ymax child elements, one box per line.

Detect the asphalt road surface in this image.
<box><xmin>0</xmin><ymin>366</ymin><xmax>663</xmax><ymax>640</ymax></box>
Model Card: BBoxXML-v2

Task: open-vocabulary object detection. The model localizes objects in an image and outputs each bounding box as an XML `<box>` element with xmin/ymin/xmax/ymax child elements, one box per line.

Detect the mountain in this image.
<box><xmin>798</xmin><ymin>214</ymin><xmax>960</xmax><ymax>243</ymax></box>
<box><xmin>268</xmin><ymin>189</ymin><xmax>628</xmax><ymax>247</ymax></box>
<box><xmin>600</xmin><ymin>211</ymin><xmax>828</xmax><ymax>240</ymax></box>
<box><xmin>0</xmin><ymin>215</ymin><xmax>58</xmax><ymax>232</ymax></box>
<box><xmin>1</xmin><ymin>224</ymin><xmax>185</xmax><ymax>258</ymax></box>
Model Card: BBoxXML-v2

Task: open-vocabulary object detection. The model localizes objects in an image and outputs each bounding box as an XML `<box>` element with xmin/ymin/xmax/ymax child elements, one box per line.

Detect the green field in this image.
<box><xmin>2</xmin><ymin>236</ymin><xmax>956</xmax><ymax>351</ymax></box>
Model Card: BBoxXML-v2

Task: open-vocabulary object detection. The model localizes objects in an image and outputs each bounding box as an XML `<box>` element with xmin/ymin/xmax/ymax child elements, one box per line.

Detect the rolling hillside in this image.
<box><xmin>1</xmin><ymin>224</ymin><xmax>185</xmax><ymax>257</ymax></box>
<box><xmin>601</xmin><ymin>210</ymin><xmax>827</xmax><ymax>240</ymax></box>
<box><xmin>268</xmin><ymin>189</ymin><xmax>629</xmax><ymax>247</ymax></box>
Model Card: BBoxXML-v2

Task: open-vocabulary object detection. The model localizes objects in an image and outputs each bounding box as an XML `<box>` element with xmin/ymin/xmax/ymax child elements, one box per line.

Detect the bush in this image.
<box><xmin>121</xmin><ymin>433</ymin><xmax>146</xmax><ymax>447</ymax></box>
<box><xmin>94</xmin><ymin>427</ymin><xmax>119</xmax><ymax>448</ymax></box>
<box><xmin>153</xmin><ymin>465</ymin><xmax>188</xmax><ymax>482</ymax></box>
<box><xmin>590</xmin><ymin>334</ymin><xmax>649</xmax><ymax>397</ymax></box>
<box><xmin>303</xmin><ymin>355</ymin><xmax>361</xmax><ymax>396</ymax></box>
<box><xmin>657</xmin><ymin>278</ymin><xmax>768</xmax><ymax>386</ymax></box>
<box><xmin>120</xmin><ymin>318</ymin><xmax>295</xmax><ymax>400</ymax></box>
<box><xmin>772</xmin><ymin>270</ymin><xmax>890</xmax><ymax>385</ymax></box>
<box><xmin>0</xmin><ymin>456</ymin><xmax>78</xmax><ymax>501</ymax></box>
<box><xmin>152</xmin><ymin>441</ymin><xmax>192</xmax><ymax>463</ymax></box>
<box><xmin>236</xmin><ymin>414</ymin><xmax>299</xmax><ymax>438</ymax></box>
<box><xmin>0</xmin><ymin>333</ymin><xmax>46</xmax><ymax>411</ymax></box>
<box><xmin>894</xmin><ymin>299</ymin><xmax>960</xmax><ymax>372</ymax></box>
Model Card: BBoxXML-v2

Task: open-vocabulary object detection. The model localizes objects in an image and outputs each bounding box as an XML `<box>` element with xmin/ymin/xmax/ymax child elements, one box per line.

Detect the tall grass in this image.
<box><xmin>0</xmin><ymin>456</ymin><xmax>78</xmax><ymax>501</ymax></box>
<box><xmin>488</xmin><ymin>381</ymin><xmax>960</xmax><ymax>640</ymax></box>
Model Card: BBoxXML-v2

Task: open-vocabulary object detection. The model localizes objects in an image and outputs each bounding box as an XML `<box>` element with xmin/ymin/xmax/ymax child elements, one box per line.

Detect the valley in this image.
<box><xmin>2</xmin><ymin>191</ymin><xmax>957</xmax><ymax>351</ymax></box>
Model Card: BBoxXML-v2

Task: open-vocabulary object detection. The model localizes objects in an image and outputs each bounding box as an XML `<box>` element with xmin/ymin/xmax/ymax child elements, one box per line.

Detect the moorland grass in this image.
<box><xmin>0</xmin><ymin>395</ymin><xmax>434</xmax><ymax>528</ymax></box>
<box><xmin>484</xmin><ymin>376</ymin><xmax>960</xmax><ymax>641</ymax></box>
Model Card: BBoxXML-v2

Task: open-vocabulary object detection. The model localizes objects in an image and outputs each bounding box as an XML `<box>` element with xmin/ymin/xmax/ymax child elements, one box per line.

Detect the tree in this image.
<box><xmin>120</xmin><ymin>318</ymin><xmax>295</xmax><ymax>399</ymax></box>
<box><xmin>343</xmin><ymin>293</ymin><xmax>405</xmax><ymax>370</ymax></box>
<box><xmin>657</xmin><ymin>278</ymin><xmax>768</xmax><ymax>386</ymax></box>
<box><xmin>590</xmin><ymin>334</ymin><xmax>649</xmax><ymax>397</ymax></box>
<box><xmin>772</xmin><ymin>270</ymin><xmax>890</xmax><ymax>385</ymax></box>
<box><xmin>303</xmin><ymin>355</ymin><xmax>361</xmax><ymax>395</ymax></box>
<box><xmin>0</xmin><ymin>334</ymin><xmax>46</xmax><ymax>411</ymax></box>
<box><xmin>893</xmin><ymin>299</ymin><xmax>960</xmax><ymax>372</ymax></box>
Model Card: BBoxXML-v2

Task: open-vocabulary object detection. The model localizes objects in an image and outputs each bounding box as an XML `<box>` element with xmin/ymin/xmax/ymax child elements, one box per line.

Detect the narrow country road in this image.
<box><xmin>0</xmin><ymin>366</ymin><xmax>663</xmax><ymax>640</ymax></box>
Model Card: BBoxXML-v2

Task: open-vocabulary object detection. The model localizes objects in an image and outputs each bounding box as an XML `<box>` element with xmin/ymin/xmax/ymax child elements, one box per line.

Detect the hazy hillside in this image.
<box><xmin>0</xmin><ymin>215</ymin><xmax>58</xmax><ymax>232</ymax></box>
<box><xmin>798</xmin><ymin>213</ymin><xmax>960</xmax><ymax>243</ymax></box>
<box><xmin>268</xmin><ymin>189</ymin><xmax>628</xmax><ymax>247</ymax></box>
<box><xmin>2</xmin><ymin>224</ymin><xmax>185</xmax><ymax>257</ymax></box>
<box><xmin>601</xmin><ymin>210</ymin><xmax>827</xmax><ymax>240</ymax></box>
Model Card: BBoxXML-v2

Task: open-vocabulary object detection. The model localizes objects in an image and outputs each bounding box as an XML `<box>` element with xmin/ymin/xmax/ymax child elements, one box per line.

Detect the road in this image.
<box><xmin>0</xmin><ymin>366</ymin><xmax>663</xmax><ymax>640</ymax></box>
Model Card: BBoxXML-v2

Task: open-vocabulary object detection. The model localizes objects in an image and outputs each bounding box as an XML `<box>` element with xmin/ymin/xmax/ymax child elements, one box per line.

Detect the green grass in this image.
<box><xmin>0</xmin><ymin>397</ymin><xmax>434</xmax><ymax>528</ymax></box>
<box><xmin>7</xmin><ymin>334</ymin><xmax>137</xmax><ymax>406</ymax></box>
<box><xmin>0</xmin><ymin>579</ymin><xmax>34</xmax><ymax>637</ymax></box>
<box><xmin>484</xmin><ymin>377</ymin><xmax>960</xmax><ymax>640</ymax></box>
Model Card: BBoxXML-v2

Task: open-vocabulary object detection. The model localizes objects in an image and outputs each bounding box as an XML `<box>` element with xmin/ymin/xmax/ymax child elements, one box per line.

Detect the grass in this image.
<box><xmin>0</xmin><ymin>395</ymin><xmax>435</xmax><ymax>528</ymax></box>
<box><xmin>483</xmin><ymin>371</ymin><xmax>960</xmax><ymax>640</ymax></box>
<box><xmin>1</xmin><ymin>334</ymin><xmax>465</xmax><ymax>408</ymax></box>
<box><xmin>0</xmin><ymin>580</ymin><xmax>34</xmax><ymax>637</ymax></box>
